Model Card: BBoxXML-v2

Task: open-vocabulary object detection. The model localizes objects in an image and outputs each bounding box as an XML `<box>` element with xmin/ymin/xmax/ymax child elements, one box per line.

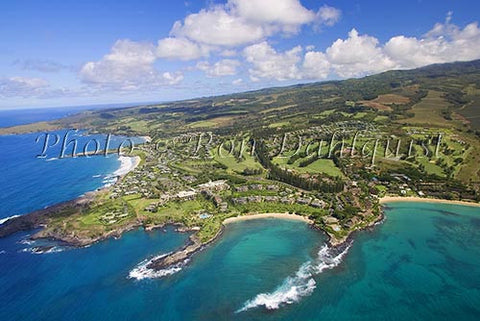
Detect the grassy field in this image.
<box><xmin>274</xmin><ymin>156</ymin><xmax>344</xmax><ymax>177</ymax></box>
<box><xmin>211</xmin><ymin>148</ymin><xmax>263</xmax><ymax>173</ymax></box>
<box><xmin>187</xmin><ymin>120</ymin><xmax>217</xmax><ymax>128</ymax></box>
<box><xmin>187</xmin><ymin>116</ymin><xmax>235</xmax><ymax>129</ymax></box>
<box><xmin>456</xmin><ymin>136</ymin><xmax>480</xmax><ymax>182</ymax></box>
<box><xmin>401</xmin><ymin>91</ymin><xmax>453</xmax><ymax>127</ymax></box>
<box><xmin>457</xmin><ymin>94</ymin><xmax>480</xmax><ymax>129</ymax></box>
<box><xmin>260</xmin><ymin>104</ymin><xmax>296</xmax><ymax>114</ymax></box>
<box><xmin>268</xmin><ymin>121</ymin><xmax>290</xmax><ymax>128</ymax></box>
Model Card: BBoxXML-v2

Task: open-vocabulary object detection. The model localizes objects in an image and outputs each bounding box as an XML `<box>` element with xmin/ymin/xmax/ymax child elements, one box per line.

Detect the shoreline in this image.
<box><xmin>0</xmin><ymin>154</ymin><xmax>141</xmax><ymax>239</ymax></box>
<box><xmin>379</xmin><ymin>196</ymin><xmax>480</xmax><ymax>208</ymax></box>
<box><xmin>223</xmin><ymin>213</ymin><xmax>314</xmax><ymax>225</ymax></box>
<box><xmin>148</xmin><ymin>213</ymin><xmax>315</xmax><ymax>271</ymax></box>
<box><xmin>113</xmin><ymin>155</ymin><xmax>141</xmax><ymax>178</ymax></box>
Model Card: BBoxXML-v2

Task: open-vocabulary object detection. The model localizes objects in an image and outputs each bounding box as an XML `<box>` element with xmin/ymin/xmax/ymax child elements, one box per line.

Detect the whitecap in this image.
<box><xmin>102</xmin><ymin>174</ymin><xmax>118</xmax><ymax>188</ymax></box>
<box><xmin>39</xmin><ymin>246</ymin><xmax>65</xmax><ymax>254</ymax></box>
<box><xmin>21</xmin><ymin>246</ymin><xmax>65</xmax><ymax>254</ymax></box>
<box><xmin>0</xmin><ymin>250</ymin><xmax>6</xmax><ymax>255</ymax></box>
<box><xmin>237</xmin><ymin>243</ymin><xmax>351</xmax><ymax>313</ymax></box>
<box><xmin>128</xmin><ymin>253</ymin><xmax>186</xmax><ymax>280</ymax></box>
<box><xmin>45</xmin><ymin>157</ymin><xmax>58</xmax><ymax>162</ymax></box>
<box><xmin>0</xmin><ymin>215</ymin><xmax>20</xmax><ymax>225</ymax></box>
<box><xmin>18</xmin><ymin>238</ymin><xmax>35</xmax><ymax>245</ymax></box>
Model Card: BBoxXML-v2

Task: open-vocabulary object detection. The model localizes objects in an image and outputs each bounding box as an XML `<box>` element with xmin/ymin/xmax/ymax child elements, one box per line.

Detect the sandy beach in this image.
<box><xmin>380</xmin><ymin>196</ymin><xmax>480</xmax><ymax>208</ymax></box>
<box><xmin>114</xmin><ymin>155</ymin><xmax>141</xmax><ymax>177</ymax></box>
<box><xmin>223</xmin><ymin>213</ymin><xmax>314</xmax><ymax>225</ymax></box>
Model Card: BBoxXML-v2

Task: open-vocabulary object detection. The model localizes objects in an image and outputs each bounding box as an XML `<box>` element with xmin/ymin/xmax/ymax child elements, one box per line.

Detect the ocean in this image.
<box><xmin>0</xmin><ymin>103</ymin><xmax>143</xmax><ymax>128</ymax></box>
<box><xmin>0</xmin><ymin>130</ymin><xmax>142</xmax><ymax>221</ymax></box>
<box><xmin>0</xmin><ymin>204</ymin><xmax>479</xmax><ymax>320</ymax></box>
<box><xmin>1</xmin><ymin>108</ymin><xmax>480</xmax><ymax>320</ymax></box>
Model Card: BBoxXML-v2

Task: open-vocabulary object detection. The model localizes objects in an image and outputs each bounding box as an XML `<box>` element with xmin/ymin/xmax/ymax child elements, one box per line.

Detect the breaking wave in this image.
<box><xmin>128</xmin><ymin>253</ymin><xmax>187</xmax><ymax>280</ymax></box>
<box><xmin>0</xmin><ymin>215</ymin><xmax>20</xmax><ymax>225</ymax></box>
<box><xmin>102</xmin><ymin>174</ymin><xmax>118</xmax><ymax>188</ymax></box>
<box><xmin>20</xmin><ymin>246</ymin><xmax>65</xmax><ymax>254</ymax></box>
<box><xmin>237</xmin><ymin>243</ymin><xmax>351</xmax><ymax>313</ymax></box>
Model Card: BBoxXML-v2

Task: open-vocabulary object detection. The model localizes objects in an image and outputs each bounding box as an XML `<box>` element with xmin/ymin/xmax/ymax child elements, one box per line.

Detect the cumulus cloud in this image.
<box><xmin>385</xmin><ymin>21</ymin><xmax>480</xmax><ymax>69</ymax></box>
<box><xmin>10</xmin><ymin>10</ymin><xmax>480</xmax><ymax>101</ymax></box>
<box><xmin>0</xmin><ymin>76</ymin><xmax>49</xmax><ymax>98</ymax></box>
<box><xmin>75</xmin><ymin>1</ymin><xmax>343</xmax><ymax>93</ymax></box>
<box><xmin>243</xmin><ymin>41</ymin><xmax>303</xmax><ymax>81</ymax></box>
<box><xmin>170</xmin><ymin>0</ymin><xmax>340</xmax><ymax>47</ymax></box>
<box><xmin>157</xmin><ymin>37</ymin><xmax>209</xmax><ymax>60</ymax></box>
<box><xmin>162</xmin><ymin>71</ymin><xmax>184</xmax><ymax>85</ymax></box>
<box><xmin>220</xmin><ymin>49</ymin><xmax>238</xmax><ymax>57</ymax></box>
<box><xmin>197</xmin><ymin>59</ymin><xmax>241</xmax><ymax>77</ymax></box>
<box><xmin>170</xmin><ymin>6</ymin><xmax>265</xmax><ymax>47</ymax></box>
<box><xmin>79</xmin><ymin>39</ymin><xmax>184</xmax><ymax>90</ymax></box>
<box><xmin>316</xmin><ymin>5</ymin><xmax>341</xmax><ymax>27</ymax></box>
<box><xmin>302</xmin><ymin>51</ymin><xmax>330</xmax><ymax>79</ymax></box>
<box><xmin>80</xmin><ymin>39</ymin><xmax>156</xmax><ymax>84</ymax></box>
<box><xmin>244</xmin><ymin>16</ymin><xmax>480</xmax><ymax>82</ymax></box>
<box><xmin>326</xmin><ymin>29</ymin><xmax>395</xmax><ymax>77</ymax></box>
<box><xmin>230</xmin><ymin>0</ymin><xmax>315</xmax><ymax>33</ymax></box>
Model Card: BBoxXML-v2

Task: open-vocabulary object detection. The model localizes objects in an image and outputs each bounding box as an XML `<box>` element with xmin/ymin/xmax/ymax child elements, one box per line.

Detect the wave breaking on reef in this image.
<box><xmin>237</xmin><ymin>243</ymin><xmax>351</xmax><ymax>313</ymax></box>
<box><xmin>0</xmin><ymin>215</ymin><xmax>20</xmax><ymax>225</ymax></box>
<box><xmin>128</xmin><ymin>253</ymin><xmax>187</xmax><ymax>280</ymax></box>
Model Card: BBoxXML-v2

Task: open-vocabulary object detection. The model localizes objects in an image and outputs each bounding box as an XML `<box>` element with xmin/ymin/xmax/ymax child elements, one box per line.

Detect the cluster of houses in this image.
<box><xmin>145</xmin><ymin>180</ymin><xmax>230</xmax><ymax>213</ymax></box>
<box><xmin>99</xmin><ymin>209</ymin><xmax>130</xmax><ymax>225</ymax></box>
<box><xmin>232</xmin><ymin>195</ymin><xmax>326</xmax><ymax>208</ymax></box>
<box><xmin>235</xmin><ymin>184</ymin><xmax>279</xmax><ymax>192</ymax></box>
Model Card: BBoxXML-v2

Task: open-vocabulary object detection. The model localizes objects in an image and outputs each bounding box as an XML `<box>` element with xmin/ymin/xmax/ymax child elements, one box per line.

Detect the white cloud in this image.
<box><xmin>302</xmin><ymin>51</ymin><xmax>330</xmax><ymax>79</ymax></box>
<box><xmin>80</xmin><ymin>39</ymin><xmax>157</xmax><ymax>84</ymax></box>
<box><xmin>385</xmin><ymin>21</ymin><xmax>480</xmax><ymax>69</ymax></box>
<box><xmin>220</xmin><ymin>49</ymin><xmax>237</xmax><ymax>57</ymax></box>
<box><xmin>170</xmin><ymin>1</ymin><xmax>340</xmax><ymax>47</ymax></box>
<box><xmin>316</xmin><ymin>5</ymin><xmax>341</xmax><ymax>27</ymax></box>
<box><xmin>232</xmin><ymin>78</ymin><xmax>243</xmax><ymax>85</ymax></box>
<box><xmin>230</xmin><ymin>0</ymin><xmax>315</xmax><ymax>27</ymax></box>
<box><xmin>156</xmin><ymin>37</ymin><xmax>209</xmax><ymax>60</ymax></box>
<box><xmin>171</xmin><ymin>6</ymin><xmax>266</xmax><ymax>47</ymax></box>
<box><xmin>0</xmin><ymin>76</ymin><xmax>49</xmax><ymax>98</ymax></box>
<box><xmin>326</xmin><ymin>29</ymin><xmax>395</xmax><ymax>77</ymax></box>
<box><xmin>197</xmin><ymin>59</ymin><xmax>241</xmax><ymax>77</ymax></box>
<box><xmin>162</xmin><ymin>71</ymin><xmax>184</xmax><ymax>85</ymax></box>
<box><xmin>243</xmin><ymin>41</ymin><xmax>303</xmax><ymax>81</ymax></box>
<box><xmin>79</xmin><ymin>39</ymin><xmax>184</xmax><ymax>90</ymax></box>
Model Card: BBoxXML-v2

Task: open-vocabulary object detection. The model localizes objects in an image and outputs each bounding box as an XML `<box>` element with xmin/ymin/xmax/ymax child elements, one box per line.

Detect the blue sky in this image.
<box><xmin>1</xmin><ymin>0</ymin><xmax>480</xmax><ymax>109</ymax></box>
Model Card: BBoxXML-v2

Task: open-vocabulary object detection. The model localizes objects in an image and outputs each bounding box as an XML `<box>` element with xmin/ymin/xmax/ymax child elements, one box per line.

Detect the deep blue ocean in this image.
<box><xmin>0</xmin><ymin>108</ymin><xmax>480</xmax><ymax>320</ymax></box>
<box><xmin>0</xmin><ymin>103</ymin><xmax>143</xmax><ymax>128</ymax></box>
<box><xmin>0</xmin><ymin>130</ymin><xmax>143</xmax><ymax>221</ymax></box>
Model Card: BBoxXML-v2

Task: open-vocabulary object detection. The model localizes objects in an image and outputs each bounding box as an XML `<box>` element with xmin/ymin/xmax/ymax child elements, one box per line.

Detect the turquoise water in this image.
<box><xmin>1</xmin><ymin>203</ymin><xmax>480</xmax><ymax>320</ymax></box>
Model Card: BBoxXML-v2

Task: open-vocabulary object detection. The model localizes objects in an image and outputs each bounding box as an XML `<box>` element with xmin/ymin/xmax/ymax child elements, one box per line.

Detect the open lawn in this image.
<box><xmin>274</xmin><ymin>156</ymin><xmax>344</xmax><ymax>177</ymax></box>
<box><xmin>268</xmin><ymin>121</ymin><xmax>290</xmax><ymax>128</ymax></box>
<box><xmin>213</xmin><ymin>152</ymin><xmax>263</xmax><ymax>173</ymax></box>
<box><xmin>401</xmin><ymin>90</ymin><xmax>453</xmax><ymax>127</ymax></box>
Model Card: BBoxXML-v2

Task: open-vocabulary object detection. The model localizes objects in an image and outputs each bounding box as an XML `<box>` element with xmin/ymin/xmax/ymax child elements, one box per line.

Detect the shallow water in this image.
<box><xmin>1</xmin><ymin>203</ymin><xmax>479</xmax><ymax>320</ymax></box>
